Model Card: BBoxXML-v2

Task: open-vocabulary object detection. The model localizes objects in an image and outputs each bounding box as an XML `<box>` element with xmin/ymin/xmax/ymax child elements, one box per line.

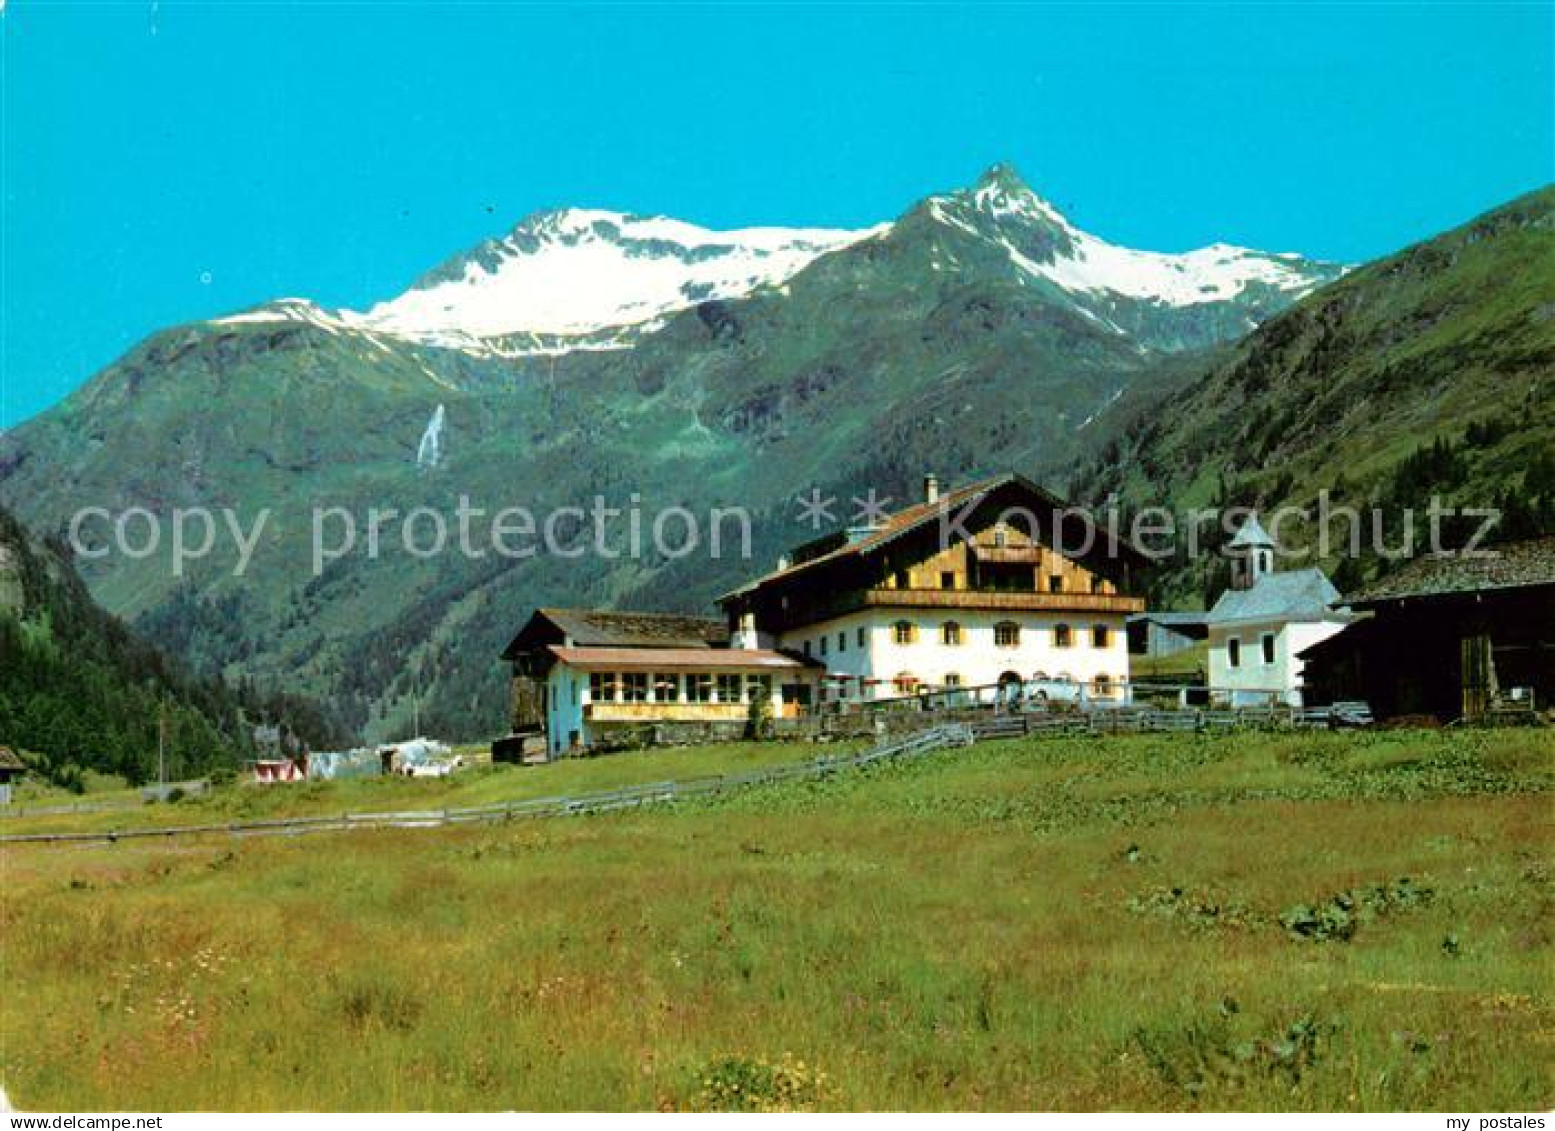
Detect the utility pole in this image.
<box><xmin>157</xmin><ymin>699</ymin><xmax>168</xmax><ymax>787</ymax></box>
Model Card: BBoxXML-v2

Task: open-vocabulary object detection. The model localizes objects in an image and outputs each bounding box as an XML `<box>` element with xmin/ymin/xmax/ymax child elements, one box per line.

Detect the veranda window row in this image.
<box><xmin>588</xmin><ymin>672</ymin><xmax>773</xmax><ymax>704</ymax></box>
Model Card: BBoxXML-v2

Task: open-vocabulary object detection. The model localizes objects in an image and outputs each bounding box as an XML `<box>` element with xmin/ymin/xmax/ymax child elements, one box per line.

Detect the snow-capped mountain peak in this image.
<box><xmin>926</xmin><ymin>163</ymin><xmax>1341</xmax><ymax>309</ymax></box>
<box><xmin>212</xmin><ymin>208</ymin><xmax>884</xmax><ymax>355</ymax></box>
<box><xmin>355</xmin><ymin>208</ymin><xmax>884</xmax><ymax>345</ymax></box>
<box><xmin>967</xmin><ymin>162</ymin><xmax>1070</xmax><ymax>226</ymax></box>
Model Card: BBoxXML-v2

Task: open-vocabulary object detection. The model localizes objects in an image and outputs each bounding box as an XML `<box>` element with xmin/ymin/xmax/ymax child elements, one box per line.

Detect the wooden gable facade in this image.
<box><xmin>721</xmin><ymin>473</ymin><xmax>1146</xmax><ymax>634</ymax></box>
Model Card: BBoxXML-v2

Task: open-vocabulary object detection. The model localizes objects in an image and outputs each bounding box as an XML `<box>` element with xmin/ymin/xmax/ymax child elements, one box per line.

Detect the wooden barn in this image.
<box><xmin>1299</xmin><ymin>536</ymin><xmax>1555</xmax><ymax>722</ymax></box>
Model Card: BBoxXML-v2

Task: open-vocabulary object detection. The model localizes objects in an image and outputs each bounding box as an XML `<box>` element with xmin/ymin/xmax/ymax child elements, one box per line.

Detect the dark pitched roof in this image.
<box><xmin>720</xmin><ymin>472</ymin><xmax>1148</xmax><ymax>602</ymax></box>
<box><xmin>503</xmin><ymin>607</ymin><xmax>727</xmax><ymax>659</ymax></box>
<box><xmin>0</xmin><ymin>745</ymin><xmax>25</xmax><ymax>772</ymax></box>
<box><xmin>540</xmin><ymin>607</ymin><xmax>728</xmax><ymax>647</ymax></box>
<box><xmin>1208</xmin><ymin>568</ymin><xmax>1347</xmax><ymax>625</ymax></box>
<box><xmin>1345</xmin><ymin>537</ymin><xmax>1555</xmax><ymax>606</ymax></box>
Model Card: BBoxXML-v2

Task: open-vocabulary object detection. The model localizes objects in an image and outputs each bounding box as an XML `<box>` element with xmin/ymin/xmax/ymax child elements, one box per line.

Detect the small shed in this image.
<box><xmin>252</xmin><ymin>757</ymin><xmax>306</xmax><ymax>784</ymax></box>
<box><xmin>1127</xmin><ymin>611</ymin><xmax>1209</xmax><ymax>657</ymax></box>
<box><xmin>0</xmin><ymin>745</ymin><xmax>27</xmax><ymax>805</ymax></box>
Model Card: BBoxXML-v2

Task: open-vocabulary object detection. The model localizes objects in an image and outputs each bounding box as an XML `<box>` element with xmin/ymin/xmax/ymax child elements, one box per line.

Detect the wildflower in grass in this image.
<box><xmin>690</xmin><ymin>1052</ymin><xmax>829</xmax><ymax>1112</ymax></box>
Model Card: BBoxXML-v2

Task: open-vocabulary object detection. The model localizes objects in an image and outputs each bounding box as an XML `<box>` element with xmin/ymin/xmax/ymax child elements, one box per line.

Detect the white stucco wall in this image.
<box><xmin>1284</xmin><ymin>619</ymin><xmax>1350</xmax><ymax>700</ymax></box>
<box><xmin>1207</xmin><ymin>617</ymin><xmax>1349</xmax><ymax>706</ymax></box>
<box><xmin>778</xmin><ymin>608</ymin><xmax>1130</xmax><ymax>699</ymax></box>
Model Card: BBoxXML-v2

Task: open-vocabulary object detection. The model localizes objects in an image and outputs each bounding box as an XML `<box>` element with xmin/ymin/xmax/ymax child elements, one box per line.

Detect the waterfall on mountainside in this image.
<box><xmin>415</xmin><ymin>404</ymin><xmax>446</xmax><ymax>469</ymax></box>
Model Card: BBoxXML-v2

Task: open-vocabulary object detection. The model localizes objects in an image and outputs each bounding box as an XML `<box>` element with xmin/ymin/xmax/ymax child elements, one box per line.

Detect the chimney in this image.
<box><xmin>923</xmin><ymin>473</ymin><xmax>940</xmax><ymax>505</ymax></box>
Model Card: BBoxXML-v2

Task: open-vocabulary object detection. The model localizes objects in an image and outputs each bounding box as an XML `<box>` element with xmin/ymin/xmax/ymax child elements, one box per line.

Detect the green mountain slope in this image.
<box><xmin>1070</xmin><ymin>186</ymin><xmax>1555</xmax><ymax>603</ymax></box>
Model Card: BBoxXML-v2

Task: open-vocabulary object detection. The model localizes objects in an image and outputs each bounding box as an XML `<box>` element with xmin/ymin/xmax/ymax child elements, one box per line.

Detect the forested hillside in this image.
<box><xmin>0</xmin><ymin>505</ymin><xmax>338</xmax><ymax>787</ymax></box>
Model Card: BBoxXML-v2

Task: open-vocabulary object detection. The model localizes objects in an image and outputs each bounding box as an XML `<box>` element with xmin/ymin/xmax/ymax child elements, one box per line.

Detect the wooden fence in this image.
<box><xmin>0</xmin><ymin>779</ymin><xmax>212</xmax><ymax>820</ymax></box>
<box><xmin>967</xmin><ymin>702</ymin><xmax>1362</xmax><ymax>741</ymax></box>
<box><xmin>0</xmin><ymin>799</ymin><xmax>139</xmax><ymax>820</ymax></box>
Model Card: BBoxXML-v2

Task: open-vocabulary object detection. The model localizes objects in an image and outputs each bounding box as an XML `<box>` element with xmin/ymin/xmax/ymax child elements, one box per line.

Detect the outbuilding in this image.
<box><xmin>1300</xmin><ymin>536</ymin><xmax>1555</xmax><ymax>721</ymax></box>
<box><xmin>1127</xmin><ymin>611</ymin><xmax>1209</xmax><ymax>658</ymax></box>
<box><xmin>0</xmin><ymin>745</ymin><xmax>26</xmax><ymax>805</ymax></box>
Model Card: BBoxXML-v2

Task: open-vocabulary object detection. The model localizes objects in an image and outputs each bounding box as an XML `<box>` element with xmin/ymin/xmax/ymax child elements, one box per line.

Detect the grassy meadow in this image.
<box><xmin>1</xmin><ymin>727</ymin><xmax>1551</xmax><ymax>1111</ymax></box>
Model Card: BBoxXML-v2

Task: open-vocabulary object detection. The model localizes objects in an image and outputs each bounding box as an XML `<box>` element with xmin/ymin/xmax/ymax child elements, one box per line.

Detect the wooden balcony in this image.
<box><xmin>969</xmin><ymin>546</ymin><xmax>1047</xmax><ymax>564</ymax></box>
<box><xmin>761</xmin><ymin>585</ymin><xmax>1143</xmax><ymax>632</ymax></box>
<box><xmin>859</xmin><ymin>588</ymin><xmax>1144</xmax><ymax>615</ymax></box>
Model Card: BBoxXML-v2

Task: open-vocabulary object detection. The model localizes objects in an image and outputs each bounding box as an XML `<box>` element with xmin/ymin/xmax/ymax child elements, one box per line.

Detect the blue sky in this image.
<box><xmin>2</xmin><ymin>2</ymin><xmax>1551</xmax><ymax>427</ymax></box>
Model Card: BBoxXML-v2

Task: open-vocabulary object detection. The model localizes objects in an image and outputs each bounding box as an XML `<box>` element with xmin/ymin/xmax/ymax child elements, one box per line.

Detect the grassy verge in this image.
<box><xmin>1129</xmin><ymin>641</ymin><xmax>1209</xmax><ymax>682</ymax></box>
<box><xmin>1</xmin><ymin>728</ymin><xmax>1550</xmax><ymax>1110</ymax></box>
<box><xmin>0</xmin><ymin>739</ymin><xmax>864</xmax><ymax>838</ymax></box>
